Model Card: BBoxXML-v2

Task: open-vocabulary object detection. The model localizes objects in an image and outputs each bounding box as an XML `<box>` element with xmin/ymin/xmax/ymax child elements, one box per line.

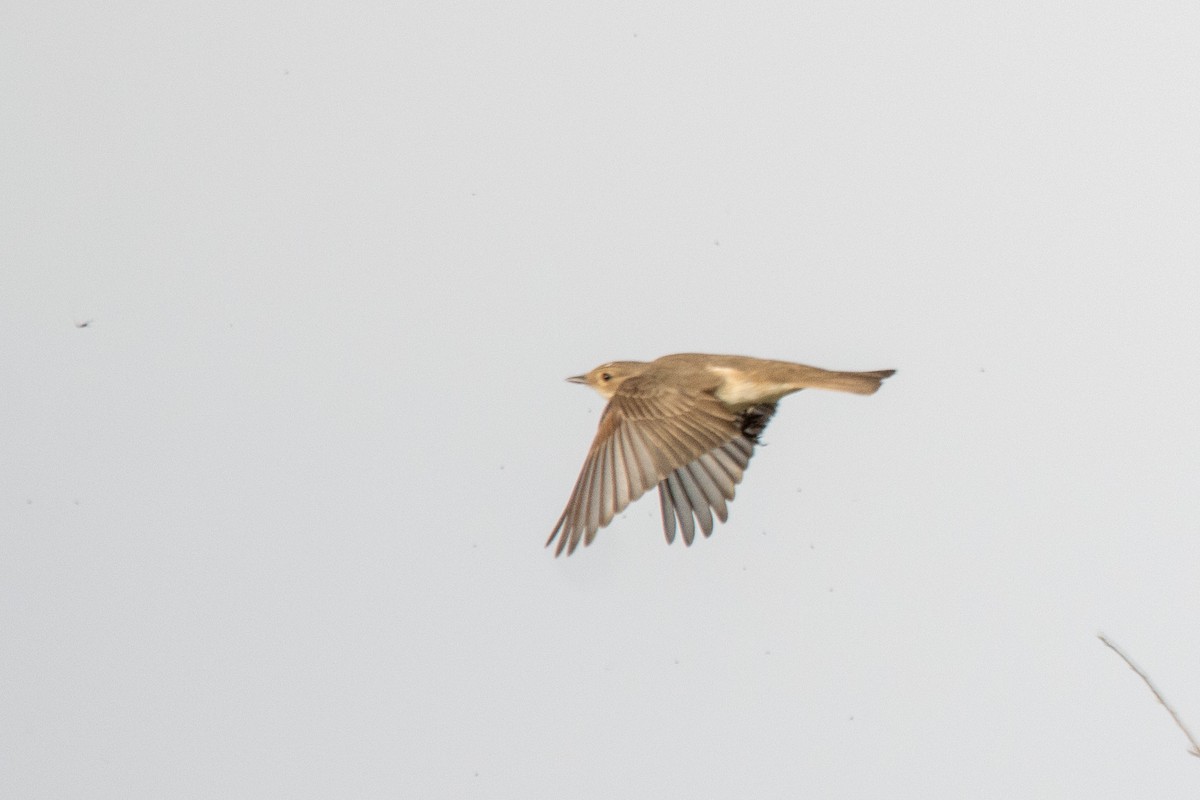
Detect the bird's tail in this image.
<box><xmin>810</xmin><ymin>368</ymin><xmax>896</xmax><ymax>395</ymax></box>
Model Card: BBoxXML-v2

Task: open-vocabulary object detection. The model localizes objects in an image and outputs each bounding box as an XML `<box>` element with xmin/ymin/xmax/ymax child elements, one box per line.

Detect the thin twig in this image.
<box><xmin>1099</xmin><ymin>634</ymin><xmax>1200</xmax><ymax>759</ymax></box>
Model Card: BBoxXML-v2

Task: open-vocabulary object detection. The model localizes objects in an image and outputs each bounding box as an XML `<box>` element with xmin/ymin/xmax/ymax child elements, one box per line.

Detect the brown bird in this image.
<box><xmin>548</xmin><ymin>354</ymin><xmax>895</xmax><ymax>556</ymax></box>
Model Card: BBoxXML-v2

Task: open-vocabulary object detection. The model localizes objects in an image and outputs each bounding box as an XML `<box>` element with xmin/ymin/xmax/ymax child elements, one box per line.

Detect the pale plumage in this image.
<box><xmin>548</xmin><ymin>354</ymin><xmax>894</xmax><ymax>556</ymax></box>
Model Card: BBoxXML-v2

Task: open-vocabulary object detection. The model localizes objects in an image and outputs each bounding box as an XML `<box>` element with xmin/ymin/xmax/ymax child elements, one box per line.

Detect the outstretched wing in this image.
<box><xmin>548</xmin><ymin>372</ymin><xmax>775</xmax><ymax>556</ymax></box>
<box><xmin>656</xmin><ymin>403</ymin><xmax>777</xmax><ymax>546</ymax></box>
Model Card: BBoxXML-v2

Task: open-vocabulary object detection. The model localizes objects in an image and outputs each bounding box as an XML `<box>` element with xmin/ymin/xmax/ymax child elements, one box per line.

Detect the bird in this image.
<box><xmin>547</xmin><ymin>353</ymin><xmax>895</xmax><ymax>556</ymax></box>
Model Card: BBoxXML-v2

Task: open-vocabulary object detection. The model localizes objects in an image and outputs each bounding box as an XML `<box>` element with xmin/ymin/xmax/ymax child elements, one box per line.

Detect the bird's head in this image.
<box><xmin>567</xmin><ymin>361</ymin><xmax>646</xmax><ymax>399</ymax></box>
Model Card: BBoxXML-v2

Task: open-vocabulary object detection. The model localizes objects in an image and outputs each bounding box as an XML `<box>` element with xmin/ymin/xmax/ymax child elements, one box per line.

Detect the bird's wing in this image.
<box><xmin>548</xmin><ymin>375</ymin><xmax>775</xmax><ymax>556</ymax></box>
<box><xmin>656</xmin><ymin>403</ymin><xmax>776</xmax><ymax>546</ymax></box>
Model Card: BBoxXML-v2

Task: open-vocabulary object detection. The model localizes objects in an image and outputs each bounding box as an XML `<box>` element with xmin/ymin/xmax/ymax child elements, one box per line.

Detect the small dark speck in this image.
<box><xmin>849</xmin><ymin>716</ymin><xmax>855</xmax><ymax>721</ymax></box>
<box><xmin>764</xmin><ymin>650</ymin><xmax>771</xmax><ymax>656</ymax></box>
<box><xmin>73</xmin><ymin>499</ymin><xmax>80</xmax><ymax>505</ymax></box>
<box><xmin>26</xmin><ymin>498</ymin><xmax>32</xmax><ymax>505</ymax></box>
<box><xmin>714</xmin><ymin>240</ymin><xmax>720</xmax><ymax>246</ymax></box>
<box><xmin>828</xmin><ymin>587</ymin><xmax>834</xmax><ymax>592</ymax></box>
<box><xmin>499</xmin><ymin>465</ymin><xmax>505</xmax><ymax>470</ymax></box>
<box><xmin>810</xmin><ymin>544</ymin><xmax>815</xmax><ymax>550</ymax></box>
<box><xmin>75</xmin><ymin>319</ymin><xmax>92</xmax><ymax>328</ymax></box>
<box><xmin>474</xmin><ymin>771</ymin><xmax>479</xmax><ymax>778</ymax></box>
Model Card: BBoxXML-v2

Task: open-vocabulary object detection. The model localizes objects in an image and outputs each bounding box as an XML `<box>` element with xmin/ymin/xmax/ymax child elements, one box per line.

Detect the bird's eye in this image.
<box><xmin>601</xmin><ymin>373</ymin><xmax>612</xmax><ymax>381</ymax></box>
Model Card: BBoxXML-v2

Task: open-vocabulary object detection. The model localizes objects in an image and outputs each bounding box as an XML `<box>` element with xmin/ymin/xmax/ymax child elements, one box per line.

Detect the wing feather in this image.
<box><xmin>690</xmin><ymin>457</ymin><xmax>730</xmax><ymax>521</ymax></box>
<box><xmin>547</xmin><ymin>381</ymin><xmax>779</xmax><ymax>555</ymax></box>
<box><xmin>658</xmin><ymin>484</ymin><xmax>676</xmax><ymax>544</ymax></box>
<box><xmin>665</xmin><ymin>471</ymin><xmax>696</xmax><ymax>546</ymax></box>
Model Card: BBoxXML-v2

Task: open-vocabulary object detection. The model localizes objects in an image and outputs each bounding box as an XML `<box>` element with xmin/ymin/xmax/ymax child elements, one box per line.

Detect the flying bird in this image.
<box><xmin>548</xmin><ymin>353</ymin><xmax>895</xmax><ymax>556</ymax></box>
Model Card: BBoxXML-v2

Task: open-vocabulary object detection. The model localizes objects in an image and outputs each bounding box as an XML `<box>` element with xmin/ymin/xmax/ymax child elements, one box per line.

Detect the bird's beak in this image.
<box><xmin>566</xmin><ymin>374</ymin><xmax>587</xmax><ymax>384</ymax></box>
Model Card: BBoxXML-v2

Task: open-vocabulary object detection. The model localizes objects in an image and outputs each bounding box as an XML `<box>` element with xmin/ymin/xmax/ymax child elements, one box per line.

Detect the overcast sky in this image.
<box><xmin>4</xmin><ymin>2</ymin><xmax>1200</xmax><ymax>798</ymax></box>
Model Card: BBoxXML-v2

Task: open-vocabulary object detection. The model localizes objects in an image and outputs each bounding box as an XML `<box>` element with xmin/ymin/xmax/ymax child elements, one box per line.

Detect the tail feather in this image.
<box><xmin>815</xmin><ymin>369</ymin><xmax>896</xmax><ymax>395</ymax></box>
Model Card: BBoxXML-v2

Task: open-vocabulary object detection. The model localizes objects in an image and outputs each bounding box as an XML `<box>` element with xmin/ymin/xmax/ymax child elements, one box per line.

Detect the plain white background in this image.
<box><xmin>4</xmin><ymin>2</ymin><xmax>1199</xmax><ymax>797</ymax></box>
